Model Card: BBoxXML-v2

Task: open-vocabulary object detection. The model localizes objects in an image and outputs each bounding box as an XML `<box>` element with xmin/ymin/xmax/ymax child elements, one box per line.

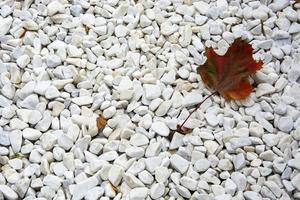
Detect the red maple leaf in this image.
<box><xmin>177</xmin><ymin>38</ymin><xmax>263</xmax><ymax>134</ymax></box>
<box><xmin>198</xmin><ymin>38</ymin><xmax>263</xmax><ymax>100</ymax></box>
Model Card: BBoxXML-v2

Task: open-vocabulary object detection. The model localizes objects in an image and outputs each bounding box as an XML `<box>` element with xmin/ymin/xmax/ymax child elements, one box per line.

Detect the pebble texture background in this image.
<box><xmin>0</xmin><ymin>0</ymin><xmax>300</xmax><ymax>199</ymax></box>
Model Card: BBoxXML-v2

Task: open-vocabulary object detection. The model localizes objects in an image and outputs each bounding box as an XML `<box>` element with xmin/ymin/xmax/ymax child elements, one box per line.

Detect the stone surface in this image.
<box><xmin>0</xmin><ymin>0</ymin><xmax>299</xmax><ymax>199</ymax></box>
<box><xmin>151</xmin><ymin>121</ymin><xmax>170</xmax><ymax>136</ymax></box>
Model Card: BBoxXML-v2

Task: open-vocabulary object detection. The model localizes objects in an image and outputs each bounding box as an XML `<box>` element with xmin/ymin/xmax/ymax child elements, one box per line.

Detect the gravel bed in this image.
<box><xmin>0</xmin><ymin>0</ymin><xmax>300</xmax><ymax>199</ymax></box>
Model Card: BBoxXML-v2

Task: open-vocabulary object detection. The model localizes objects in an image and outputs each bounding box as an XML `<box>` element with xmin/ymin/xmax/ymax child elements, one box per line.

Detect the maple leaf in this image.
<box><xmin>198</xmin><ymin>38</ymin><xmax>263</xmax><ymax>100</ymax></box>
<box><xmin>176</xmin><ymin>38</ymin><xmax>263</xmax><ymax>134</ymax></box>
<box><xmin>96</xmin><ymin>116</ymin><xmax>107</xmax><ymax>130</ymax></box>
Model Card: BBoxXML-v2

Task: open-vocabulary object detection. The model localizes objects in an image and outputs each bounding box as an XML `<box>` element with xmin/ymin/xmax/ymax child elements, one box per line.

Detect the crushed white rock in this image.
<box><xmin>0</xmin><ymin>0</ymin><xmax>299</xmax><ymax>199</ymax></box>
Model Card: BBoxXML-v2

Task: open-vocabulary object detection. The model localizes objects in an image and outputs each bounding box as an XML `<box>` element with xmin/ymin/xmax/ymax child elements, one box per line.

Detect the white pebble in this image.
<box><xmin>151</xmin><ymin>121</ymin><xmax>170</xmax><ymax>137</ymax></box>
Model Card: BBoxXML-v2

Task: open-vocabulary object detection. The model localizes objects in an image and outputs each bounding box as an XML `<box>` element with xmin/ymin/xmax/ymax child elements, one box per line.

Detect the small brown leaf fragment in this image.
<box><xmin>293</xmin><ymin>0</ymin><xmax>300</xmax><ymax>9</ymax></box>
<box><xmin>109</xmin><ymin>181</ymin><xmax>118</xmax><ymax>193</ymax></box>
<box><xmin>19</xmin><ymin>28</ymin><xmax>28</xmax><ymax>38</ymax></box>
<box><xmin>84</xmin><ymin>25</ymin><xmax>91</xmax><ymax>34</ymax></box>
<box><xmin>176</xmin><ymin>124</ymin><xmax>192</xmax><ymax>135</ymax></box>
<box><xmin>96</xmin><ymin>116</ymin><xmax>107</xmax><ymax>130</ymax></box>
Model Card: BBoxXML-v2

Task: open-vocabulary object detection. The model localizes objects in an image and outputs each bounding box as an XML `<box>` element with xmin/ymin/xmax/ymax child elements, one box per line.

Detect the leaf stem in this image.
<box><xmin>178</xmin><ymin>91</ymin><xmax>217</xmax><ymax>131</ymax></box>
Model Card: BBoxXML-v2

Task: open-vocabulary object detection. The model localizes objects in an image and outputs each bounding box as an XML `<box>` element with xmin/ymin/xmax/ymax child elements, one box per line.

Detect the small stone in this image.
<box><xmin>57</xmin><ymin>134</ymin><xmax>73</xmax><ymax>151</ymax></box>
<box><xmin>232</xmin><ymin>153</ymin><xmax>246</xmax><ymax>170</ymax></box>
<box><xmin>0</xmin><ymin>16</ymin><xmax>13</xmax><ymax>36</ymax></box>
<box><xmin>0</xmin><ymin>129</ymin><xmax>10</xmax><ymax>146</ymax></box>
<box><xmin>150</xmin><ymin>183</ymin><xmax>165</xmax><ymax>199</ymax></box>
<box><xmin>204</xmin><ymin>140</ymin><xmax>219</xmax><ymax>154</ymax></box>
<box><xmin>195</xmin><ymin>14</ymin><xmax>208</xmax><ymax>25</ymax></box>
<box><xmin>252</xmin><ymin>9</ymin><xmax>268</xmax><ymax>21</ymax></box>
<box><xmin>231</xmin><ymin>172</ymin><xmax>247</xmax><ymax>191</ymax></box>
<box><xmin>170</xmin><ymin>154</ymin><xmax>189</xmax><ymax>174</ymax></box>
<box><xmin>114</xmin><ymin>25</ymin><xmax>128</xmax><ymax>37</ymax></box>
<box><xmin>144</xmin><ymin>84</ymin><xmax>161</xmax><ymax>100</ymax></box>
<box><xmin>130</xmin><ymin>134</ymin><xmax>149</xmax><ymax>146</ymax></box>
<box><xmin>264</xmin><ymin>181</ymin><xmax>282</xmax><ymax>198</ymax></box>
<box><xmin>291</xmin><ymin>173</ymin><xmax>300</xmax><ymax>191</ymax></box>
<box><xmin>289</xmin><ymin>22</ymin><xmax>300</xmax><ymax>34</ymax></box>
<box><xmin>107</xmin><ymin>59</ymin><xmax>123</xmax><ymax>69</ymax></box>
<box><xmin>244</xmin><ymin>191</ymin><xmax>262</xmax><ymax>200</ymax></box>
<box><xmin>274</xmin><ymin>101</ymin><xmax>287</xmax><ymax>115</ymax></box>
<box><xmin>292</xmin><ymin>129</ymin><xmax>300</xmax><ymax>140</ymax></box>
<box><xmin>70</xmin><ymin>4</ymin><xmax>82</xmax><ymax>17</ymax></box>
<box><xmin>138</xmin><ymin>170</ymin><xmax>154</xmax><ymax>185</ymax></box>
<box><xmin>47</xmin><ymin>1</ymin><xmax>64</xmax><ymax>16</ymax></box>
<box><xmin>46</xmin><ymin>54</ymin><xmax>61</xmax><ymax>68</ymax></box>
<box><xmin>43</xmin><ymin>175</ymin><xmax>62</xmax><ymax>191</ymax></box>
<box><xmin>269</xmin><ymin>0</ymin><xmax>289</xmax><ymax>12</ymax></box>
<box><xmin>180</xmin><ymin>176</ymin><xmax>198</xmax><ymax>191</ymax></box>
<box><xmin>205</xmin><ymin>112</ymin><xmax>219</xmax><ymax>126</ymax></box>
<box><xmin>129</xmin><ymin>187</ymin><xmax>148</xmax><ymax>200</ymax></box>
<box><xmin>288</xmin><ymin>157</ymin><xmax>300</xmax><ymax>171</ymax></box>
<box><xmin>278</xmin><ymin>116</ymin><xmax>293</xmax><ymax>132</ymax></box>
<box><xmin>126</xmin><ymin>146</ymin><xmax>144</xmax><ymax>158</ymax></box>
<box><xmin>161</xmin><ymin>21</ymin><xmax>177</xmax><ymax>36</ymax></box>
<box><xmin>271</xmin><ymin>47</ymin><xmax>284</xmax><ymax>59</ymax></box>
<box><xmin>69</xmin><ymin>176</ymin><xmax>99</xmax><ymax>200</ymax></box>
<box><xmin>103</xmin><ymin>106</ymin><xmax>116</xmax><ymax>119</ymax></box>
<box><xmin>84</xmin><ymin>187</ymin><xmax>104</xmax><ymax>200</ymax></box>
<box><xmin>1</xmin><ymin>84</ymin><xmax>15</xmax><ymax>100</ymax></box>
<box><xmin>155</xmin><ymin>167</ymin><xmax>170</xmax><ymax>183</ymax></box>
<box><xmin>16</xmin><ymin>55</ymin><xmax>30</xmax><ymax>69</ymax></box>
<box><xmin>175</xmin><ymin>51</ymin><xmax>188</xmax><ymax>65</ymax></box>
<box><xmin>218</xmin><ymin>159</ymin><xmax>233</xmax><ymax>171</ymax></box>
<box><xmin>209</xmin><ymin>21</ymin><xmax>223</xmax><ymax>35</ymax></box>
<box><xmin>8</xmin><ymin>158</ymin><xmax>23</xmax><ymax>170</ymax></box>
<box><xmin>194</xmin><ymin>159</ymin><xmax>210</xmax><ymax>172</ymax></box>
<box><xmin>176</xmin><ymin>185</ymin><xmax>191</xmax><ymax>198</ymax></box>
<box><xmin>169</xmin><ymin>132</ymin><xmax>184</xmax><ymax>150</ymax></box>
<box><xmin>108</xmin><ymin>165</ymin><xmax>124</xmax><ymax>187</ymax></box>
<box><xmin>20</xmin><ymin>94</ymin><xmax>39</xmax><ymax>109</ymax></box>
<box><xmin>0</xmin><ymin>185</ymin><xmax>18</xmax><ymax>200</ymax></box>
<box><xmin>225</xmin><ymin>178</ymin><xmax>237</xmax><ymax>195</ymax></box>
<box><xmin>155</xmin><ymin>101</ymin><xmax>172</xmax><ymax>117</ymax></box>
<box><xmin>229</xmin><ymin>137</ymin><xmax>252</xmax><ymax>150</ymax></box>
<box><xmin>123</xmin><ymin>172</ymin><xmax>144</xmax><ymax>188</ymax></box>
<box><xmin>179</xmin><ymin>24</ymin><xmax>192</xmax><ymax>47</ymax></box>
<box><xmin>182</xmin><ymin>91</ymin><xmax>203</xmax><ymax>107</ymax></box>
<box><xmin>256</xmin><ymin>83</ymin><xmax>275</xmax><ymax>97</ymax></box>
<box><xmin>0</xmin><ymin>147</ymin><xmax>8</xmax><ymax>155</ymax></box>
<box><xmin>81</xmin><ymin>13</ymin><xmax>95</xmax><ymax>26</ymax></box>
<box><xmin>71</xmin><ymin>96</ymin><xmax>93</xmax><ymax>106</ymax></box>
<box><xmin>262</xmin><ymin>134</ymin><xmax>279</xmax><ymax>146</ymax></box>
<box><xmin>45</xmin><ymin>86</ymin><xmax>60</xmax><ymax>99</ymax></box>
<box><xmin>260</xmin><ymin>150</ymin><xmax>276</xmax><ymax>161</ymax></box>
<box><xmin>52</xmin><ymin>162</ymin><xmax>67</xmax><ymax>176</ymax></box>
<box><xmin>256</xmin><ymin>40</ymin><xmax>273</xmax><ymax>49</ymax></box>
<box><xmin>34</xmin><ymin>81</ymin><xmax>51</xmax><ymax>96</ymax></box>
<box><xmin>15</xmin><ymin>177</ymin><xmax>30</xmax><ymax>198</ymax></box>
<box><xmin>22</xmin><ymin>128</ymin><xmax>42</xmax><ymax>141</ymax></box>
<box><xmin>151</xmin><ymin>121</ymin><xmax>170</xmax><ymax>137</ymax></box>
<box><xmin>28</xmin><ymin>110</ymin><xmax>43</xmax><ymax>125</ymax></box>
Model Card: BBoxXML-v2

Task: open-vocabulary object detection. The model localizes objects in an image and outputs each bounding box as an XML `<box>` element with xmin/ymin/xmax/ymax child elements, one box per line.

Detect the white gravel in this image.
<box><xmin>0</xmin><ymin>0</ymin><xmax>300</xmax><ymax>199</ymax></box>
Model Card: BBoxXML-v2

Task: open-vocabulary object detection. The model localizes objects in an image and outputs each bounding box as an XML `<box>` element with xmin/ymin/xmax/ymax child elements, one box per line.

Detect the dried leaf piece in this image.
<box><xmin>293</xmin><ymin>0</ymin><xmax>300</xmax><ymax>9</ymax></box>
<box><xmin>197</xmin><ymin>38</ymin><xmax>263</xmax><ymax>100</ymax></box>
<box><xmin>109</xmin><ymin>181</ymin><xmax>118</xmax><ymax>193</ymax></box>
<box><xmin>96</xmin><ymin>116</ymin><xmax>107</xmax><ymax>130</ymax></box>
<box><xmin>176</xmin><ymin>124</ymin><xmax>192</xmax><ymax>135</ymax></box>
